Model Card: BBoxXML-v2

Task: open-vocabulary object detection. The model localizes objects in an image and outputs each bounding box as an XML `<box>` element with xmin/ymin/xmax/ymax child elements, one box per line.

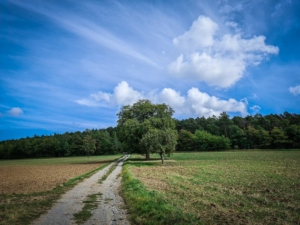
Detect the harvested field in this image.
<box><xmin>0</xmin><ymin>163</ymin><xmax>104</xmax><ymax>194</ymax></box>
<box><xmin>125</xmin><ymin>151</ymin><xmax>300</xmax><ymax>225</ymax></box>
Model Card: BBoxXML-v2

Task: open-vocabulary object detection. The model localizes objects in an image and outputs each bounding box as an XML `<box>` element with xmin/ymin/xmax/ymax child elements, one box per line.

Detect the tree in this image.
<box><xmin>98</xmin><ymin>130</ymin><xmax>112</xmax><ymax>155</ymax></box>
<box><xmin>193</xmin><ymin>130</ymin><xmax>230</xmax><ymax>151</ymax></box>
<box><xmin>140</xmin><ymin>128</ymin><xmax>177</xmax><ymax>164</ymax></box>
<box><xmin>82</xmin><ymin>135</ymin><xmax>96</xmax><ymax>157</ymax></box>
<box><xmin>257</xmin><ymin>127</ymin><xmax>271</xmax><ymax>149</ymax></box>
<box><xmin>111</xmin><ymin>131</ymin><xmax>122</xmax><ymax>154</ymax></box>
<box><xmin>228</xmin><ymin>125</ymin><xmax>247</xmax><ymax>149</ymax></box>
<box><xmin>117</xmin><ymin>99</ymin><xmax>177</xmax><ymax>161</ymax></box>
<box><xmin>285</xmin><ymin>124</ymin><xmax>300</xmax><ymax>148</ymax></box>
<box><xmin>206</xmin><ymin>116</ymin><xmax>220</xmax><ymax>136</ymax></box>
<box><xmin>232</xmin><ymin>116</ymin><xmax>247</xmax><ymax>130</ymax></box>
<box><xmin>270</xmin><ymin>127</ymin><xmax>290</xmax><ymax>149</ymax></box>
<box><xmin>177</xmin><ymin>129</ymin><xmax>195</xmax><ymax>151</ymax></box>
<box><xmin>218</xmin><ymin>112</ymin><xmax>233</xmax><ymax>138</ymax></box>
<box><xmin>246</xmin><ymin>125</ymin><xmax>261</xmax><ymax>148</ymax></box>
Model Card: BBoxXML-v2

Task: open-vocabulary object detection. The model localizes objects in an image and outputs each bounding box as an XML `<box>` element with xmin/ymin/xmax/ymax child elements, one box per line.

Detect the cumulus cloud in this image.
<box><xmin>173</xmin><ymin>15</ymin><xmax>218</xmax><ymax>49</ymax></box>
<box><xmin>76</xmin><ymin>81</ymin><xmax>143</xmax><ymax>107</ymax></box>
<box><xmin>168</xmin><ymin>15</ymin><xmax>279</xmax><ymax>88</ymax></box>
<box><xmin>76</xmin><ymin>81</ymin><xmax>248</xmax><ymax>117</ymax></box>
<box><xmin>184</xmin><ymin>88</ymin><xmax>247</xmax><ymax>116</ymax></box>
<box><xmin>289</xmin><ymin>85</ymin><xmax>300</xmax><ymax>95</ymax></box>
<box><xmin>158</xmin><ymin>88</ymin><xmax>185</xmax><ymax>111</ymax></box>
<box><xmin>168</xmin><ymin>52</ymin><xmax>246</xmax><ymax>87</ymax></box>
<box><xmin>7</xmin><ymin>107</ymin><xmax>23</xmax><ymax>116</ymax></box>
<box><xmin>112</xmin><ymin>81</ymin><xmax>144</xmax><ymax>105</ymax></box>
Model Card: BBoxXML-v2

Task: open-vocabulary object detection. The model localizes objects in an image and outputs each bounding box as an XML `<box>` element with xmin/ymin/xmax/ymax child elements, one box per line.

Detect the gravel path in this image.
<box><xmin>32</xmin><ymin>155</ymin><xmax>130</xmax><ymax>225</ymax></box>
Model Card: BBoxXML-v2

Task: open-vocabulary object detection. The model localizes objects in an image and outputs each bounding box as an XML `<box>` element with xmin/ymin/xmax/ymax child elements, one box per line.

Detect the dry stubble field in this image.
<box><xmin>125</xmin><ymin>151</ymin><xmax>300</xmax><ymax>225</ymax></box>
<box><xmin>0</xmin><ymin>164</ymin><xmax>104</xmax><ymax>194</ymax></box>
<box><xmin>0</xmin><ymin>155</ymin><xmax>121</xmax><ymax>225</ymax></box>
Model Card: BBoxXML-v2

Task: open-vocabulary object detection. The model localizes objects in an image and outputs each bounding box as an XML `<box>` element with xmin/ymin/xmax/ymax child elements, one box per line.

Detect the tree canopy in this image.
<box><xmin>117</xmin><ymin>99</ymin><xmax>177</xmax><ymax>163</ymax></box>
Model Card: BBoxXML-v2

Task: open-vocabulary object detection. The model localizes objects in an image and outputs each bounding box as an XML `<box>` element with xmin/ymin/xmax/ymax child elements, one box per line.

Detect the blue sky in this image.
<box><xmin>1</xmin><ymin>0</ymin><xmax>300</xmax><ymax>141</ymax></box>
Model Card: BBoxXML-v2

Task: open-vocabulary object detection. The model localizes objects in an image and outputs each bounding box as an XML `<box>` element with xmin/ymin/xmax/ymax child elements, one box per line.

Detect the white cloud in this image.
<box><xmin>7</xmin><ymin>107</ymin><xmax>23</xmax><ymax>116</ymax></box>
<box><xmin>112</xmin><ymin>81</ymin><xmax>144</xmax><ymax>105</ymax></box>
<box><xmin>250</xmin><ymin>105</ymin><xmax>261</xmax><ymax>114</ymax></box>
<box><xmin>168</xmin><ymin>52</ymin><xmax>246</xmax><ymax>87</ymax></box>
<box><xmin>168</xmin><ymin>15</ymin><xmax>279</xmax><ymax>88</ymax></box>
<box><xmin>173</xmin><ymin>15</ymin><xmax>218</xmax><ymax>49</ymax></box>
<box><xmin>90</xmin><ymin>91</ymin><xmax>112</xmax><ymax>102</ymax></box>
<box><xmin>76</xmin><ymin>81</ymin><xmax>248</xmax><ymax>117</ymax></box>
<box><xmin>158</xmin><ymin>88</ymin><xmax>185</xmax><ymax>112</ymax></box>
<box><xmin>289</xmin><ymin>85</ymin><xmax>300</xmax><ymax>95</ymax></box>
<box><xmin>240</xmin><ymin>98</ymin><xmax>248</xmax><ymax>105</ymax></box>
<box><xmin>76</xmin><ymin>81</ymin><xmax>143</xmax><ymax>107</ymax></box>
<box><xmin>185</xmin><ymin>87</ymin><xmax>247</xmax><ymax>117</ymax></box>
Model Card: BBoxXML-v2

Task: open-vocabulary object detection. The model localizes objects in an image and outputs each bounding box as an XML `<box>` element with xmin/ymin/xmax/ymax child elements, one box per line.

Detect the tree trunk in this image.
<box><xmin>160</xmin><ymin>153</ymin><xmax>164</xmax><ymax>164</ymax></box>
<box><xmin>146</xmin><ymin>151</ymin><xmax>150</xmax><ymax>160</ymax></box>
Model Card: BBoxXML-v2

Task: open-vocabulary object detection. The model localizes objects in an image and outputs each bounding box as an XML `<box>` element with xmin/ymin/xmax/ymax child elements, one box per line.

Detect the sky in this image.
<box><xmin>1</xmin><ymin>0</ymin><xmax>300</xmax><ymax>141</ymax></box>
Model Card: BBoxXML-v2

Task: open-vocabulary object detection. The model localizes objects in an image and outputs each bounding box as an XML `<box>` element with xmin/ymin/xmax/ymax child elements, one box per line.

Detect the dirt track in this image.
<box><xmin>32</xmin><ymin>155</ymin><xmax>130</xmax><ymax>225</ymax></box>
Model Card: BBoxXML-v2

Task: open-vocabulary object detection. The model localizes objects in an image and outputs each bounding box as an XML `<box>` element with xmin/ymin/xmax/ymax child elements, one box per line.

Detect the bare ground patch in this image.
<box><xmin>0</xmin><ymin>164</ymin><xmax>104</xmax><ymax>194</ymax></box>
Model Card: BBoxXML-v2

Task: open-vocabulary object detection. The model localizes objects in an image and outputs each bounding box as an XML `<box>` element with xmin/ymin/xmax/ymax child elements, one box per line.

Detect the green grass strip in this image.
<box><xmin>73</xmin><ymin>193</ymin><xmax>102</xmax><ymax>224</ymax></box>
<box><xmin>121</xmin><ymin>163</ymin><xmax>201</xmax><ymax>225</ymax></box>
<box><xmin>64</xmin><ymin>163</ymin><xmax>109</xmax><ymax>187</ymax></box>
<box><xmin>98</xmin><ymin>163</ymin><xmax>117</xmax><ymax>184</ymax></box>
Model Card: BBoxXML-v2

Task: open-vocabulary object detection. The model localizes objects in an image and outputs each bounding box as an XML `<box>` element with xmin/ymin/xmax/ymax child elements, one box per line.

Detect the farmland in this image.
<box><xmin>1</xmin><ymin>164</ymin><xmax>106</xmax><ymax>194</ymax></box>
<box><xmin>0</xmin><ymin>155</ymin><xmax>121</xmax><ymax>225</ymax></box>
<box><xmin>122</xmin><ymin>151</ymin><xmax>300</xmax><ymax>225</ymax></box>
<box><xmin>1</xmin><ymin>151</ymin><xmax>300</xmax><ymax>225</ymax></box>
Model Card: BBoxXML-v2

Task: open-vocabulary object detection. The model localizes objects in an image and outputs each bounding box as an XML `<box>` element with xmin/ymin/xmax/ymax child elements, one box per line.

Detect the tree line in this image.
<box><xmin>175</xmin><ymin>111</ymin><xmax>300</xmax><ymax>150</ymax></box>
<box><xmin>0</xmin><ymin>128</ymin><xmax>122</xmax><ymax>159</ymax></box>
<box><xmin>0</xmin><ymin>101</ymin><xmax>299</xmax><ymax>159</ymax></box>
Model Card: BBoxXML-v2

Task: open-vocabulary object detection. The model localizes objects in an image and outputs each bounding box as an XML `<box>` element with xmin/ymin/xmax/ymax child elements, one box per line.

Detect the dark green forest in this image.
<box><xmin>1</xmin><ymin>111</ymin><xmax>299</xmax><ymax>159</ymax></box>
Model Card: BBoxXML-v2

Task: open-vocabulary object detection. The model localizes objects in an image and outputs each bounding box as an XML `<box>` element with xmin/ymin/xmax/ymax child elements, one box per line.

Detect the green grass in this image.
<box><xmin>98</xmin><ymin>163</ymin><xmax>117</xmax><ymax>184</ymax></box>
<box><xmin>122</xmin><ymin>151</ymin><xmax>300</xmax><ymax>225</ymax></box>
<box><xmin>122</xmin><ymin>164</ymin><xmax>199</xmax><ymax>225</ymax></box>
<box><xmin>73</xmin><ymin>193</ymin><xmax>102</xmax><ymax>224</ymax></box>
<box><xmin>0</xmin><ymin>155</ymin><xmax>121</xmax><ymax>225</ymax></box>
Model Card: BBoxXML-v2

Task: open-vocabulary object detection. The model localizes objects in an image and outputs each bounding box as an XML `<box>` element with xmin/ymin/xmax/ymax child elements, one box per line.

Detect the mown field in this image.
<box><xmin>122</xmin><ymin>151</ymin><xmax>300</xmax><ymax>225</ymax></box>
<box><xmin>0</xmin><ymin>155</ymin><xmax>121</xmax><ymax>225</ymax></box>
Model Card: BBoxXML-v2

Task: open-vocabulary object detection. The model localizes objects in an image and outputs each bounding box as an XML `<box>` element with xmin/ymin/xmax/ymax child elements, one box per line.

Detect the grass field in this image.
<box><xmin>0</xmin><ymin>155</ymin><xmax>121</xmax><ymax>225</ymax></box>
<box><xmin>122</xmin><ymin>151</ymin><xmax>300</xmax><ymax>225</ymax></box>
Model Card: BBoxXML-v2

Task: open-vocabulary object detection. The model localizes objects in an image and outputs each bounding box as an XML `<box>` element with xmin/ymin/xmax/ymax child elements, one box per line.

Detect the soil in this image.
<box><xmin>32</xmin><ymin>155</ymin><xmax>130</xmax><ymax>225</ymax></box>
<box><xmin>0</xmin><ymin>164</ymin><xmax>104</xmax><ymax>194</ymax></box>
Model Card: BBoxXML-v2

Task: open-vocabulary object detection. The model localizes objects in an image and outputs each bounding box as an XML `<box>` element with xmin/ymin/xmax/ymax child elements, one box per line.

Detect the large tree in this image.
<box><xmin>117</xmin><ymin>99</ymin><xmax>177</xmax><ymax>162</ymax></box>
